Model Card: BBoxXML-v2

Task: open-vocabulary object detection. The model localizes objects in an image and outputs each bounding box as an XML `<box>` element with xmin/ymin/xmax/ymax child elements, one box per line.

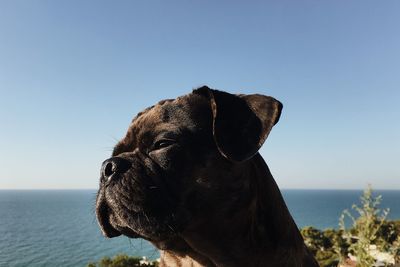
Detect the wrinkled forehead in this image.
<box><xmin>112</xmin><ymin>93</ymin><xmax>210</xmax><ymax>156</ymax></box>
<box><xmin>132</xmin><ymin>96</ymin><xmax>198</xmax><ymax>134</ymax></box>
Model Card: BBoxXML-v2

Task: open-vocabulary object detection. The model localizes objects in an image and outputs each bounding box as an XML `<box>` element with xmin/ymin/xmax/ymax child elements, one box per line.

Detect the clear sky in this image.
<box><xmin>0</xmin><ymin>0</ymin><xmax>399</xmax><ymax>189</ymax></box>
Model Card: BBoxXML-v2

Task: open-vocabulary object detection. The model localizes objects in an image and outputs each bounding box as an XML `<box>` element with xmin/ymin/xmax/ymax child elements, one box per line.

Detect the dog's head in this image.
<box><xmin>95</xmin><ymin>86</ymin><xmax>282</xmax><ymax>249</ymax></box>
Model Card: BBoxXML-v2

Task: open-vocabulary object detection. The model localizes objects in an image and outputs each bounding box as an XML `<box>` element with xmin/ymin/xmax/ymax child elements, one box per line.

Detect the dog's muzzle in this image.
<box><xmin>96</xmin><ymin>156</ymin><xmax>140</xmax><ymax>238</ymax></box>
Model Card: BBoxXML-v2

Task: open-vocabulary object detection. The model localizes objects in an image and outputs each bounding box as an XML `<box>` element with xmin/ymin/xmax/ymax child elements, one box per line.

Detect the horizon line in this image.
<box><xmin>1</xmin><ymin>187</ymin><xmax>399</xmax><ymax>191</ymax></box>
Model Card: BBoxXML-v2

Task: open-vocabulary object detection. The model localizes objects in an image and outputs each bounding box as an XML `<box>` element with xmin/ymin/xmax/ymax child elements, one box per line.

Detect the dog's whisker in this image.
<box><xmin>127</xmin><ymin>237</ymin><xmax>139</xmax><ymax>252</ymax></box>
<box><xmin>143</xmin><ymin>211</ymin><xmax>151</xmax><ymax>225</ymax></box>
<box><xmin>149</xmin><ymin>246</ymin><xmax>159</xmax><ymax>261</ymax></box>
<box><xmin>166</xmin><ymin>223</ymin><xmax>176</xmax><ymax>233</ymax></box>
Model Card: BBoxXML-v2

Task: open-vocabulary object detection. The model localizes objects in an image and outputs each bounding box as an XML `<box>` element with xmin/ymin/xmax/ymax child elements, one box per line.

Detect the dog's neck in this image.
<box><xmin>158</xmin><ymin>154</ymin><xmax>315</xmax><ymax>267</ymax></box>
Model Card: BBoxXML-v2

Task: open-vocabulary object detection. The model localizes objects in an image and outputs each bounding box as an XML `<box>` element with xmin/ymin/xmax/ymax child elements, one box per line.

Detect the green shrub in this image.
<box><xmin>301</xmin><ymin>186</ymin><xmax>400</xmax><ymax>267</ymax></box>
<box><xmin>87</xmin><ymin>254</ymin><xmax>158</xmax><ymax>267</ymax></box>
<box><xmin>337</xmin><ymin>185</ymin><xmax>390</xmax><ymax>266</ymax></box>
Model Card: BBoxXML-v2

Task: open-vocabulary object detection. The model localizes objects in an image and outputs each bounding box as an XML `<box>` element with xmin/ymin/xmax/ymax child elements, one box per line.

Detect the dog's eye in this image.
<box><xmin>152</xmin><ymin>139</ymin><xmax>175</xmax><ymax>150</ymax></box>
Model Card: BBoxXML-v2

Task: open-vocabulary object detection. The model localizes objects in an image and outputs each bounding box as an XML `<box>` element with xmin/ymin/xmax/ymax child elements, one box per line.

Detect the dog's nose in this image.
<box><xmin>101</xmin><ymin>157</ymin><xmax>131</xmax><ymax>183</ymax></box>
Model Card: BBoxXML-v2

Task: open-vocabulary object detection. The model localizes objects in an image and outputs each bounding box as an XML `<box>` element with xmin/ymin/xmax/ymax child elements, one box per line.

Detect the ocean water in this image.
<box><xmin>0</xmin><ymin>189</ymin><xmax>399</xmax><ymax>267</ymax></box>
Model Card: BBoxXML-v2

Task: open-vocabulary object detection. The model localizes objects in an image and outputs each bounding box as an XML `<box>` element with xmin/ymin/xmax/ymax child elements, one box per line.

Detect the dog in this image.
<box><xmin>96</xmin><ymin>86</ymin><xmax>319</xmax><ymax>267</ymax></box>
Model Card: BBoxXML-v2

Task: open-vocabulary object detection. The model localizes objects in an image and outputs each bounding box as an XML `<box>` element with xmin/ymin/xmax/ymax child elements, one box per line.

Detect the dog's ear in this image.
<box><xmin>193</xmin><ymin>86</ymin><xmax>282</xmax><ymax>162</ymax></box>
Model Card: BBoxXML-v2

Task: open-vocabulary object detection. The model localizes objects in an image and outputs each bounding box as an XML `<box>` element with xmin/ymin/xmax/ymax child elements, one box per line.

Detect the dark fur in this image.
<box><xmin>96</xmin><ymin>86</ymin><xmax>319</xmax><ymax>266</ymax></box>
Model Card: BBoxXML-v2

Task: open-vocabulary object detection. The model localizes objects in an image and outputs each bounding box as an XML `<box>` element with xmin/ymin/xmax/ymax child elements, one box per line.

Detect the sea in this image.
<box><xmin>0</xmin><ymin>189</ymin><xmax>399</xmax><ymax>267</ymax></box>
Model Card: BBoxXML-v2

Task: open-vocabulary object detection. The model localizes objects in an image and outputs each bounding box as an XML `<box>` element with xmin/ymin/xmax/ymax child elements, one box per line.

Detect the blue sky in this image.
<box><xmin>0</xmin><ymin>0</ymin><xmax>399</xmax><ymax>189</ymax></box>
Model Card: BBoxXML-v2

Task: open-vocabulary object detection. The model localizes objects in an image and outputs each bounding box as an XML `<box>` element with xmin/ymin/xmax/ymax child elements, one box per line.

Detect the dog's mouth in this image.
<box><xmin>95</xmin><ymin>185</ymin><xmax>182</xmax><ymax>242</ymax></box>
<box><xmin>96</xmin><ymin>192</ymin><xmax>141</xmax><ymax>239</ymax></box>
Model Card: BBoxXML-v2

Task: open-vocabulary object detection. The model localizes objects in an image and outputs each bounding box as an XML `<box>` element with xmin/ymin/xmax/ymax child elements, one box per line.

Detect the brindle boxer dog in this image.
<box><xmin>96</xmin><ymin>86</ymin><xmax>319</xmax><ymax>267</ymax></box>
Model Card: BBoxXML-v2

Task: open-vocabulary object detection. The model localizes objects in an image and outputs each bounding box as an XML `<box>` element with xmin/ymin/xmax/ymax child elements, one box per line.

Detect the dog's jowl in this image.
<box><xmin>95</xmin><ymin>86</ymin><xmax>319</xmax><ymax>267</ymax></box>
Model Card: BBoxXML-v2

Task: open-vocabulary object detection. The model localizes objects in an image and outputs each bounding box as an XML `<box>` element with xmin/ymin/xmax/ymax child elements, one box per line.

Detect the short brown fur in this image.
<box><xmin>96</xmin><ymin>86</ymin><xmax>319</xmax><ymax>267</ymax></box>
